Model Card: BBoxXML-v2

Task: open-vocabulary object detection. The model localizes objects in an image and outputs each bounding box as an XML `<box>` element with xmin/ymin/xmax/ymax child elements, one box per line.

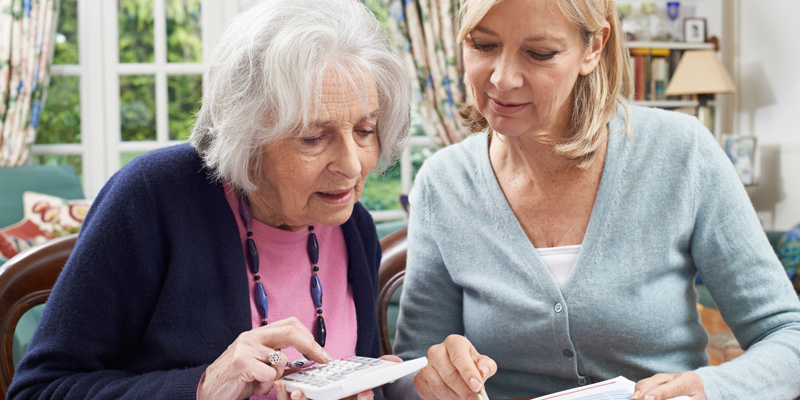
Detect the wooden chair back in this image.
<box><xmin>0</xmin><ymin>234</ymin><xmax>76</xmax><ymax>399</ymax></box>
<box><xmin>377</xmin><ymin>227</ymin><xmax>407</xmax><ymax>356</ymax></box>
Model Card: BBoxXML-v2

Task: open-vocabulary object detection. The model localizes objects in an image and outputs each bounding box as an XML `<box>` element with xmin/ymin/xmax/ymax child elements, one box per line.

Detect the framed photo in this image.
<box><xmin>684</xmin><ymin>17</ymin><xmax>707</xmax><ymax>43</ymax></box>
<box><xmin>723</xmin><ymin>136</ymin><xmax>757</xmax><ymax>185</ymax></box>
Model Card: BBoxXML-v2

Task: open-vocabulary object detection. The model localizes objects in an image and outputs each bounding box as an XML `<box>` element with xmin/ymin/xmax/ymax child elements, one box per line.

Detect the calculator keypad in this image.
<box><xmin>283</xmin><ymin>357</ymin><xmax>384</xmax><ymax>387</ymax></box>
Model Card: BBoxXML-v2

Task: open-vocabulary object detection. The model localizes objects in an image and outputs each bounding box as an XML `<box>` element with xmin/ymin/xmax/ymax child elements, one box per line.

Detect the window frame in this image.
<box><xmin>31</xmin><ymin>0</ymin><xmax>237</xmax><ymax>199</ymax></box>
<box><xmin>31</xmin><ymin>0</ymin><xmax>430</xmax><ymax>222</ymax></box>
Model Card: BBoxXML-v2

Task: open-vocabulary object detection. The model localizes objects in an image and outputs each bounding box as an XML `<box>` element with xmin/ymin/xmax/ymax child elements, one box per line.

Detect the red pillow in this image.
<box><xmin>0</xmin><ymin>219</ymin><xmax>51</xmax><ymax>259</ymax></box>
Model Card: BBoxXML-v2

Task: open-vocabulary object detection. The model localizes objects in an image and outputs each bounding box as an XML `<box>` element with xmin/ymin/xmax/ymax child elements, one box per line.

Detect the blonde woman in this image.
<box><xmin>389</xmin><ymin>0</ymin><xmax>800</xmax><ymax>399</ymax></box>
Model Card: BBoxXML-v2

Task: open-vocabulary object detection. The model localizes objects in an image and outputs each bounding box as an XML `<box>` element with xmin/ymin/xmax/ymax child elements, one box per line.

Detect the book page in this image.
<box><xmin>530</xmin><ymin>376</ymin><xmax>690</xmax><ymax>400</ymax></box>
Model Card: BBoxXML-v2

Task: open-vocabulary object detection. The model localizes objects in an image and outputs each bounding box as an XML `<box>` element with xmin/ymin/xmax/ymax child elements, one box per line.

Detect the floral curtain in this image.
<box><xmin>382</xmin><ymin>0</ymin><xmax>468</xmax><ymax>146</ymax></box>
<box><xmin>0</xmin><ymin>0</ymin><xmax>61</xmax><ymax>166</ymax></box>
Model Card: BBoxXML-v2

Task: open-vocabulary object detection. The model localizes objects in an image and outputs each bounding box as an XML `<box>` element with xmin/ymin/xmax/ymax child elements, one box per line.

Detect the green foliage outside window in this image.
<box><xmin>36</xmin><ymin>0</ymin><xmax>204</xmax><ymax>150</ymax></box>
<box><xmin>35</xmin><ymin>0</ymin><xmax>436</xmax><ymax>214</ymax></box>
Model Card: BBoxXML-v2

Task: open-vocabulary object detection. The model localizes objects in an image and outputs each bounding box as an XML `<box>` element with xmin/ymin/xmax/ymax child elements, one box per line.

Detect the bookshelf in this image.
<box><xmin>627</xmin><ymin>41</ymin><xmax>719</xmax><ymax>136</ymax></box>
<box><xmin>628</xmin><ymin>41</ymin><xmax>715</xmax><ymax>50</ymax></box>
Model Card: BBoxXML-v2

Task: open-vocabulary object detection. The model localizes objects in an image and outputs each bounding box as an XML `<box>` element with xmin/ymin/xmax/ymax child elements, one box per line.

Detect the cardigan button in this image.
<box><xmin>554</xmin><ymin>302</ymin><xmax>563</xmax><ymax>313</ymax></box>
<box><xmin>563</xmin><ymin>349</ymin><xmax>574</xmax><ymax>358</ymax></box>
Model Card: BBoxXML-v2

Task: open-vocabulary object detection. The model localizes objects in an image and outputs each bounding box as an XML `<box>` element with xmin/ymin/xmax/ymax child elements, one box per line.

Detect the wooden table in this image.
<box><xmin>697</xmin><ymin>304</ymin><xmax>743</xmax><ymax>365</ymax></box>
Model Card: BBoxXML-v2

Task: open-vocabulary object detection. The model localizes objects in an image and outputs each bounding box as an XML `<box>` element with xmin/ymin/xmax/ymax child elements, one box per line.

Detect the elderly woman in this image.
<box><xmin>388</xmin><ymin>0</ymin><xmax>800</xmax><ymax>399</ymax></box>
<box><xmin>8</xmin><ymin>0</ymin><xmax>411</xmax><ymax>399</ymax></box>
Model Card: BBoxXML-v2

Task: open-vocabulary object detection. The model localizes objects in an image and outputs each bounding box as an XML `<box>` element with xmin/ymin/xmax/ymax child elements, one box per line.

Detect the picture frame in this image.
<box><xmin>684</xmin><ymin>17</ymin><xmax>707</xmax><ymax>43</ymax></box>
<box><xmin>723</xmin><ymin>136</ymin><xmax>757</xmax><ymax>185</ymax></box>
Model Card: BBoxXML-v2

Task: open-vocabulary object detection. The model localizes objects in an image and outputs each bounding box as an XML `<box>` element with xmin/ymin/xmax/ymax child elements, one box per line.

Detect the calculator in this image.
<box><xmin>279</xmin><ymin>356</ymin><xmax>428</xmax><ymax>400</ymax></box>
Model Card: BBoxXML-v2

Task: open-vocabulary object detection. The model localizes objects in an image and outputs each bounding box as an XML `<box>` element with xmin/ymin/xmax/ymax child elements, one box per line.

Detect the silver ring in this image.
<box><xmin>267</xmin><ymin>350</ymin><xmax>282</xmax><ymax>366</ymax></box>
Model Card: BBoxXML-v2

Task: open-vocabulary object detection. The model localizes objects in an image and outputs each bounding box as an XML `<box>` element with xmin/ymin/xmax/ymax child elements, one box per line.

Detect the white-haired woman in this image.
<box><xmin>388</xmin><ymin>0</ymin><xmax>800</xmax><ymax>399</ymax></box>
<box><xmin>8</xmin><ymin>1</ymin><xmax>411</xmax><ymax>399</ymax></box>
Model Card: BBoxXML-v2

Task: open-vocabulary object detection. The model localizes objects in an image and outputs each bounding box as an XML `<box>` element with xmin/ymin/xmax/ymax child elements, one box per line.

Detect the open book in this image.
<box><xmin>530</xmin><ymin>376</ymin><xmax>690</xmax><ymax>400</ymax></box>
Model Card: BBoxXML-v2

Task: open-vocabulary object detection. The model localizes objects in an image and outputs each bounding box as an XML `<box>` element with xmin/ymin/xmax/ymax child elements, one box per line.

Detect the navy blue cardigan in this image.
<box><xmin>8</xmin><ymin>144</ymin><xmax>383</xmax><ymax>399</ymax></box>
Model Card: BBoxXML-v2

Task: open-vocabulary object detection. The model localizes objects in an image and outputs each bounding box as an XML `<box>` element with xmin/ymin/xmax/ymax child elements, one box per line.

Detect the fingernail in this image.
<box><xmin>644</xmin><ymin>396</ymin><xmax>655</xmax><ymax>400</ymax></box>
<box><xmin>479</xmin><ymin>366</ymin><xmax>489</xmax><ymax>380</ymax></box>
<box><xmin>469</xmin><ymin>377</ymin><xmax>482</xmax><ymax>392</ymax></box>
<box><xmin>291</xmin><ymin>391</ymin><xmax>302</xmax><ymax>400</ymax></box>
<box><xmin>322</xmin><ymin>350</ymin><xmax>332</xmax><ymax>362</ymax></box>
<box><xmin>631</xmin><ymin>390</ymin><xmax>640</xmax><ymax>399</ymax></box>
<box><xmin>276</xmin><ymin>382</ymin><xmax>285</xmax><ymax>393</ymax></box>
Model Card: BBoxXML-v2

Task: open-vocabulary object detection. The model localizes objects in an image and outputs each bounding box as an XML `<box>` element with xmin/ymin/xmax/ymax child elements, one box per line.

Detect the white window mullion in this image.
<box><xmin>117</xmin><ymin>63</ymin><xmax>204</xmax><ymax>75</ymax></box>
<box><xmin>154</xmin><ymin>0</ymin><xmax>168</xmax><ymax>144</ymax></box>
<box><xmin>81</xmin><ymin>0</ymin><xmax>109</xmax><ymax>199</ymax></box>
<box><xmin>50</xmin><ymin>65</ymin><xmax>81</xmax><ymax>76</ymax></box>
<box><xmin>103</xmin><ymin>0</ymin><xmax>121</xmax><ymax>178</ymax></box>
<box><xmin>29</xmin><ymin>143</ymin><xmax>84</xmax><ymax>155</ymax></box>
<box><xmin>400</xmin><ymin>144</ymin><xmax>412</xmax><ymax>195</ymax></box>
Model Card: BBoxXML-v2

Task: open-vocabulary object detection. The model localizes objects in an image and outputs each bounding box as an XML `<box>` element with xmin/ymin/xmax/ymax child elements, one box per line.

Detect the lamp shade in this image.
<box><xmin>665</xmin><ymin>50</ymin><xmax>736</xmax><ymax>95</ymax></box>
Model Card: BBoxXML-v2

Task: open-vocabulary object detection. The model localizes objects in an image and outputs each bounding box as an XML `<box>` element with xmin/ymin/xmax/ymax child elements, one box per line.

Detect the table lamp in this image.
<box><xmin>664</xmin><ymin>49</ymin><xmax>736</xmax><ymax>129</ymax></box>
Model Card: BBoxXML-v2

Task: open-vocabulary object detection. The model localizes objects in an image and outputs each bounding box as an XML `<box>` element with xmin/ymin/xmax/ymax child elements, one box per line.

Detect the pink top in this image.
<box><xmin>210</xmin><ymin>182</ymin><xmax>358</xmax><ymax>399</ymax></box>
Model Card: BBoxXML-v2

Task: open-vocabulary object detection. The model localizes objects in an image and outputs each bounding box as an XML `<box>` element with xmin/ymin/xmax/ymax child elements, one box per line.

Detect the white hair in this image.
<box><xmin>190</xmin><ymin>0</ymin><xmax>412</xmax><ymax>192</ymax></box>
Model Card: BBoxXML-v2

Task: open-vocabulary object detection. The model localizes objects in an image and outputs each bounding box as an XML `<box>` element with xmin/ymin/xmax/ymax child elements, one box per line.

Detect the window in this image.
<box><xmin>32</xmin><ymin>0</ymin><xmax>436</xmax><ymax>222</ymax></box>
<box><xmin>362</xmin><ymin>0</ymin><xmax>439</xmax><ymax>222</ymax></box>
<box><xmin>32</xmin><ymin>0</ymin><xmax>235</xmax><ymax>198</ymax></box>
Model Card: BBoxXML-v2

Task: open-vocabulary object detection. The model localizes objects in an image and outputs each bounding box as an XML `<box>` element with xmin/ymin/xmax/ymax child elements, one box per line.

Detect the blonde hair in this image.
<box><xmin>457</xmin><ymin>0</ymin><xmax>632</xmax><ymax>169</ymax></box>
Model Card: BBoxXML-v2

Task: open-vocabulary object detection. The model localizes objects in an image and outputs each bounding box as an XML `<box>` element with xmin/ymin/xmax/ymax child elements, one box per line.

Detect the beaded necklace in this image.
<box><xmin>238</xmin><ymin>193</ymin><xmax>326</xmax><ymax>347</ymax></box>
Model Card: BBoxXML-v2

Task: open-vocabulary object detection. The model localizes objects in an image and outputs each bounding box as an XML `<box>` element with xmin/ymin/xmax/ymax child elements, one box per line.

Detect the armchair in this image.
<box><xmin>0</xmin><ymin>234</ymin><xmax>76</xmax><ymax>399</ymax></box>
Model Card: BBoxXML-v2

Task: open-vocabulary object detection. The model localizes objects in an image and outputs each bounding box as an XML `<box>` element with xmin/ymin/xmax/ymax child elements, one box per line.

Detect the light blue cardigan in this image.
<box><xmin>391</xmin><ymin>105</ymin><xmax>800</xmax><ymax>399</ymax></box>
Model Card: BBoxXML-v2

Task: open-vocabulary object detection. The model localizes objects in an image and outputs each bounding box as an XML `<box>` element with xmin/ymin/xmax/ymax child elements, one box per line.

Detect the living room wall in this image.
<box><xmin>737</xmin><ymin>0</ymin><xmax>800</xmax><ymax>230</ymax></box>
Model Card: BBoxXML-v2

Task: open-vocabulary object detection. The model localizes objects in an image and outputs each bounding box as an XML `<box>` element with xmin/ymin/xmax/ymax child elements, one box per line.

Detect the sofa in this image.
<box><xmin>695</xmin><ymin>230</ymin><xmax>790</xmax><ymax>310</ymax></box>
<box><xmin>0</xmin><ymin>164</ymin><xmax>84</xmax><ymax>232</ymax></box>
<box><xmin>0</xmin><ymin>164</ymin><xmax>85</xmax><ymax>368</ymax></box>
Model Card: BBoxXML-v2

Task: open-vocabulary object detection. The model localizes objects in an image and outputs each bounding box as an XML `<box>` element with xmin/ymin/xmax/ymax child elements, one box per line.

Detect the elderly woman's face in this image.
<box><xmin>463</xmin><ymin>0</ymin><xmax>603</xmax><ymax>138</ymax></box>
<box><xmin>250</xmin><ymin>71</ymin><xmax>380</xmax><ymax>230</ymax></box>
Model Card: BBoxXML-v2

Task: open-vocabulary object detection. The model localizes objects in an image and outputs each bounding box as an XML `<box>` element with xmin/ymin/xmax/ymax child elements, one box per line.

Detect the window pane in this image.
<box><xmin>362</xmin><ymin>163</ymin><xmax>402</xmax><ymax>211</ymax></box>
<box><xmin>34</xmin><ymin>155</ymin><xmax>83</xmax><ymax>178</ymax></box>
<box><xmin>166</xmin><ymin>0</ymin><xmax>202</xmax><ymax>63</ymax></box>
<box><xmin>120</xmin><ymin>75</ymin><xmax>156</xmax><ymax>141</ymax></box>
<box><xmin>37</xmin><ymin>76</ymin><xmax>81</xmax><ymax>144</ymax></box>
<box><xmin>168</xmin><ymin>74</ymin><xmax>202</xmax><ymax>140</ymax></box>
<box><xmin>121</xmin><ymin>152</ymin><xmax>146</xmax><ymax>167</ymax></box>
<box><xmin>54</xmin><ymin>0</ymin><xmax>78</xmax><ymax>65</ymax></box>
<box><xmin>118</xmin><ymin>0</ymin><xmax>154</xmax><ymax>63</ymax></box>
<box><xmin>412</xmin><ymin>146</ymin><xmax>436</xmax><ymax>181</ymax></box>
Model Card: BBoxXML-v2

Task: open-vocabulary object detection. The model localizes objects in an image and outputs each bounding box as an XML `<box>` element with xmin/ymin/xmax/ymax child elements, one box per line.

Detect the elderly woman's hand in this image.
<box><xmin>631</xmin><ymin>371</ymin><xmax>705</xmax><ymax>400</ymax></box>
<box><xmin>413</xmin><ymin>335</ymin><xmax>497</xmax><ymax>400</ymax></box>
<box><xmin>275</xmin><ymin>355</ymin><xmax>403</xmax><ymax>400</ymax></box>
<box><xmin>198</xmin><ymin>317</ymin><xmax>331</xmax><ymax>400</ymax></box>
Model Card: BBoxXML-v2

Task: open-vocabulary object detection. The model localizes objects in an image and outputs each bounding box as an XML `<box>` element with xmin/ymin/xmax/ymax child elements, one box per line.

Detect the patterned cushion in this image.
<box><xmin>0</xmin><ymin>219</ymin><xmax>50</xmax><ymax>259</ymax></box>
<box><xmin>22</xmin><ymin>191</ymin><xmax>90</xmax><ymax>236</ymax></box>
<box><xmin>776</xmin><ymin>224</ymin><xmax>800</xmax><ymax>285</ymax></box>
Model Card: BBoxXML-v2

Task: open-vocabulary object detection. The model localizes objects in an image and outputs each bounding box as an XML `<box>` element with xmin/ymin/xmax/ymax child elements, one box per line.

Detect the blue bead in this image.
<box><xmin>246</xmin><ymin>238</ymin><xmax>259</xmax><ymax>274</ymax></box>
<box><xmin>256</xmin><ymin>282</ymin><xmax>269</xmax><ymax>319</ymax></box>
<box><xmin>311</xmin><ymin>274</ymin><xmax>323</xmax><ymax>308</ymax></box>
<box><xmin>315</xmin><ymin>315</ymin><xmax>326</xmax><ymax>347</ymax></box>
<box><xmin>307</xmin><ymin>232</ymin><xmax>319</xmax><ymax>264</ymax></box>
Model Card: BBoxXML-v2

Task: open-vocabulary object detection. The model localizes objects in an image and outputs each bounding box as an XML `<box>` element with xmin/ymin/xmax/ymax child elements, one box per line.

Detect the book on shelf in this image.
<box><xmin>629</xmin><ymin>47</ymin><xmax>695</xmax><ymax>103</ymax></box>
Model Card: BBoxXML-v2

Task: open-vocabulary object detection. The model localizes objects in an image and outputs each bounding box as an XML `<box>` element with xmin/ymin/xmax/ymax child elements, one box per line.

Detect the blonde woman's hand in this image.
<box><xmin>413</xmin><ymin>335</ymin><xmax>497</xmax><ymax>400</ymax></box>
<box><xmin>630</xmin><ymin>371</ymin><xmax>705</xmax><ymax>400</ymax></box>
<box><xmin>198</xmin><ymin>317</ymin><xmax>332</xmax><ymax>400</ymax></box>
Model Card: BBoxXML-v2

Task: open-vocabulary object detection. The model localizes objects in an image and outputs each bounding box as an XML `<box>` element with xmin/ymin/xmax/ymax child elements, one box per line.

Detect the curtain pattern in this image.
<box><xmin>382</xmin><ymin>0</ymin><xmax>468</xmax><ymax>146</ymax></box>
<box><xmin>0</xmin><ymin>0</ymin><xmax>61</xmax><ymax>166</ymax></box>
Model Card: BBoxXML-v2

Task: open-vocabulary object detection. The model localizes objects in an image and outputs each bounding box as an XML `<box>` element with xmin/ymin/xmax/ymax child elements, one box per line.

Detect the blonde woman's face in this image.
<box><xmin>463</xmin><ymin>0</ymin><xmax>601</xmax><ymax>138</ymax></box>
<box><xmin>248</xmin><ymin>70</ymin><xmax>380</xmax><ymax>231</ymax></box>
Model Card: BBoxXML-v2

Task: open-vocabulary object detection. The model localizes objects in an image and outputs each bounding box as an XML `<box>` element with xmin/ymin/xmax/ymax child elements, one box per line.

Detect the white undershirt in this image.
<box><xmin>535</xmin><ymin>244</ymin><xmax>582</xmax><ymax>289</ymax></box>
